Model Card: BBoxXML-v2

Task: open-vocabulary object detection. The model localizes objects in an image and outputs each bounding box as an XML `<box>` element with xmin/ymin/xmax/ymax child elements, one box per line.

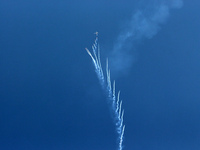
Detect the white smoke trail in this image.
<box><xmin>111</xmin><ymin>0</ymin><xmax>183</xmax><ymax>74</ymax></box>
<box><xmin>86</xmin><ymin>36</ymin><xmax>125</xmax><ymax>150</ymax></box>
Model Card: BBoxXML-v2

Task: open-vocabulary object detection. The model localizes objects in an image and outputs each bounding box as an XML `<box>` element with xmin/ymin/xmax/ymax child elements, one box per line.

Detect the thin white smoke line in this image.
<box><xmin>92</xmin><ymin>45</ymin><xmax>99</xmax><ymax>66</ymax></box>
<box><xmin>113</xmin><ymin>81</ymin><xmax>116</xmax><ymax>99</ymax></box>
<box><xmin>86</xmin><ymin>35</ymin><xmax>125</xmax><ymax>150</ymax></box>
<box><xmin>119</xmin><ymin>101</ymin><xmax>122</xmax><ymax>120</ymax></box>
<box><xmin>98</xmin><ymin>45</ymin><xmax>104</xmax><ymax>75</ymax></box>
<box><xmin>116</xmin><ymin>91</ymin><xmax>120</xmax><ymax>113</ymax></box>
<box><xmin>85</xmin><ymin>48</ymin><xmax>96</xmax><ymax>65</ymax></box>
<box><xmin>119</xmin><ymin>125</ymin><xmax>125</xmax><ymax>150</ymax></box>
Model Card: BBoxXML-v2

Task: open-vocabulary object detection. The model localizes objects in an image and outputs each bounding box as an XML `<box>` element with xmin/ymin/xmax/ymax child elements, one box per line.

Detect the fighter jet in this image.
<box><xmin>94</xmin><ymin>31</ymin><xmax>98</xmax><ymax>36</ymax></box>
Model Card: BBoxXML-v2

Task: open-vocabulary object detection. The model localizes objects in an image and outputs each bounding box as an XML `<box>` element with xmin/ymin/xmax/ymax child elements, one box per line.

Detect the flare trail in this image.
<box><xmin>86</xmin><ymin>36</ymin><xmax>125</xmax><ymax>150</ymax></box>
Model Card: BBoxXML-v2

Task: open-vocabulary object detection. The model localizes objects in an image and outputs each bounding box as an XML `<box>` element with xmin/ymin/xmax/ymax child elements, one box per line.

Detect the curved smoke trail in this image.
<box><xmin>86</xmin><ymin>35</ymin><xmax>125</xmax><ymax>150</ymax></box>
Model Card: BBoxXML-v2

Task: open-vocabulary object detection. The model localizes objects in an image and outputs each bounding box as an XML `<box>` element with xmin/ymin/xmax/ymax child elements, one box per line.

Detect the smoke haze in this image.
<box><xmin>110</xmin><ymin>0</ymin><xmax>183</xmax><ymax>74</ymax></box>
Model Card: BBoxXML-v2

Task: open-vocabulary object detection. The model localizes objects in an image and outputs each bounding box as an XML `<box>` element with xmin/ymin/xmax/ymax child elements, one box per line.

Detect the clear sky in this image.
<box><xmin>1</xmin><ymin>0</ymin><xmax>200</xmax><ymax>150</ymax></box>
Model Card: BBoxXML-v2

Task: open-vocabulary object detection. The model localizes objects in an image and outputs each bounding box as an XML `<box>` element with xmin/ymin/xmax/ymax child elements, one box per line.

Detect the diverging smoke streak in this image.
<box><xmin>86</xmin><ymin>36</ymin><xmax>125</xmax><ymax>150</ymax></box>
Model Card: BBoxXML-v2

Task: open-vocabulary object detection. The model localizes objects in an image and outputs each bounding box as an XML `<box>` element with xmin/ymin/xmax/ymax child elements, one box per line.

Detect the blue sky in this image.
<box><xmin>0</xmin><ymin>0</ymin><xmax>200</xmax><ymax>150</ymax></box>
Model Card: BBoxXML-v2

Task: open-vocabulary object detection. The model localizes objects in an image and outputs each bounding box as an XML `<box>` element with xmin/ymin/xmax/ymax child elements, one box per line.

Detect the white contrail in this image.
<box><xmin>86</xmin><ymin>35</ymin><xmax>125</xmax><ymax>150</ymax></box>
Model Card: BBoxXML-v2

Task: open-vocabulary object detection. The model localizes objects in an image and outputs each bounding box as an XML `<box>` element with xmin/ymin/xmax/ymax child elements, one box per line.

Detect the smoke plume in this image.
<box><xmin>110</xmin><ymin>0</ymin><xmax>183</xmax><ymax>74</ymax></box>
